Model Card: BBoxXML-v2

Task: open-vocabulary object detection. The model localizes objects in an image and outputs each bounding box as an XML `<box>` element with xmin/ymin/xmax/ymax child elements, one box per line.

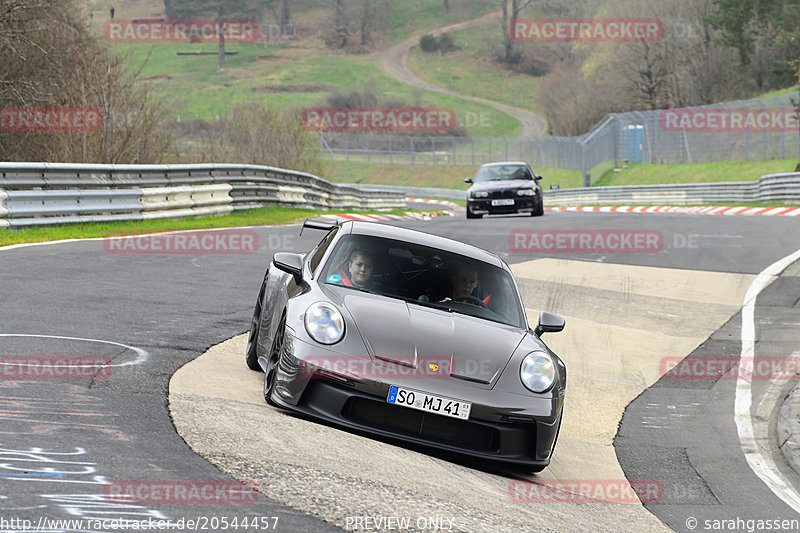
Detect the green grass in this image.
<box><xmin>324</xmin><ymin>160</ymin><xmax>588</xmax><ymax>189</ymax></box>
<box><xmin>0</xmin><ymin>205</ymin><xmax>432</xmax><ymax>247</ymax></box>
<box><xmin>323</xmin><ymin>157</ymin><xmax>800</xmax><ymax>190</ymax></box>
<box><xmin>593</xmin><ymin>159</ymin><xmax>799</xmax><ymax>187</ymax></box>
<box><xmin>89</xmin><ymin>0</ymin><xmax>517</xmax><ymax>136</ymax></box>
<box><xmin>757</xmin><ymin>86</ymin><xmax>799</xmax><ymax>99</ymax></box>
<box><xmin>114</xmin><ymin>41</ymin><xmax>518</xmax><ymax>136</ymax></box>
<box><xmin>406</xmin><ymin>23</ymin><xmax>543</xmax><ymax>121</ymax></box>
<box><xmin>381</xmin><ymin>0</ymin><xmax>496</xmax><ymax>41</ymax></box>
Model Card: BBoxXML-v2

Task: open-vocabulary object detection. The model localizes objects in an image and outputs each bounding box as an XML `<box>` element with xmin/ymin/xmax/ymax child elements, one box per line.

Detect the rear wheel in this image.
<box><xmin>263</xmin><ymin>313</ymin><xmax>286</xmax><ymax>406</ymax></box>
<box><xmin>245</xmin><ymin>277</ymin><xmax>267</xmax><ymax>371</ymax></box>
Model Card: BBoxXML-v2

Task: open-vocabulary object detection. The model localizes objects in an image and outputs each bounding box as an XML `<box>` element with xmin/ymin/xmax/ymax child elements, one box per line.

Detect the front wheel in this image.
<box><xmin>245</xmin><ymin>277</ymin><xmax>267</xmax><ymax>371</ymax></box>
<box><xmin>466</xmin><ymin>210</ymin><xmax>482</xmax><ymax>219</ymax></box>
<box><xmin>532</xmin><ymin>201</ymin><xmax>544</xmax><ymax>217</ymax></box>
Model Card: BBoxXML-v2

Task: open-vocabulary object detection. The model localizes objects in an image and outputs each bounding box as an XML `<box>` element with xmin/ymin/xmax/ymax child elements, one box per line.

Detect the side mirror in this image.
<box><xmin>534</xmin><ymin>175</ymin><xmax>543</xmax><ymax>181</ymax></box>
<box><xmin>534</xmin><ymin>311</ymin><xmax>564</xmax><ymax>337</ymax></box>
<box><xmin>464</xmin><ymin>178</ymin><xmax>473</xmax><ymax>184</ymax></box>
<box><xmin>273</xmin><ymin>252</ymin><xmax>304</xmax><ymax>281</ymax></box>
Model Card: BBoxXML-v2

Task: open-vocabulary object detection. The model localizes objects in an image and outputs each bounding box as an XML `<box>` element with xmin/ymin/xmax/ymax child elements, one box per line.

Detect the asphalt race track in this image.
<box><xmin>2</xmin><ymin>211</ymin><xmax>800</xmax><ymax>532</ymax></box>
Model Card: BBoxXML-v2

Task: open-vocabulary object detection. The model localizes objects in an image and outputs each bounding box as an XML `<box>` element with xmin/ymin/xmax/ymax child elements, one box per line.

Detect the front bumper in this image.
<box><xmin>270</xmin><ymin>333</ymin><xmax>564</xmax><ymax>468</ymax></box>
<box><xmin>467</xmin><ymin>197</ymin><xmax>539</xmax><ymax>215</ymax></box>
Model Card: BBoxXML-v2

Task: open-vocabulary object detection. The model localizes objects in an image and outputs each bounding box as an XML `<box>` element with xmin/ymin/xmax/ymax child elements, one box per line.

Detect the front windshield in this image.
<box><xmin>321</xmin><ymin>234</ymin><xmax>525</xmax><ymax>328</ymax></box>
<box><xmin>474</xmin><ymin>164</ymin><xmax>534</xmax><ymax>182</ymax></box>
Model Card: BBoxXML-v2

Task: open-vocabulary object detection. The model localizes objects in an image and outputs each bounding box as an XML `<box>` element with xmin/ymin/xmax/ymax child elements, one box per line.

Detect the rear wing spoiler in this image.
<box><xmin>300</xmin><ymin>217</ymin><xmax>339</xmax><ymax>236</ymax></box>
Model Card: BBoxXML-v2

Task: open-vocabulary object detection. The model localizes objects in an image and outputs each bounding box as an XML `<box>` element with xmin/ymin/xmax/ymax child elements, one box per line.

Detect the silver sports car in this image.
<box><xmin>245</xmin><ymin>219</ymin><xmax>566</xmax><ymax>472</ymax></box>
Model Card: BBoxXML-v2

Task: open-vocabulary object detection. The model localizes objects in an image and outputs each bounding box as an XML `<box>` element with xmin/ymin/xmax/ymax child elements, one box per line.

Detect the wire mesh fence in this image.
<box><xmin>318</xmin><ymin>94</ymin><xmax>799</xmax><ymax>171</ymax></box>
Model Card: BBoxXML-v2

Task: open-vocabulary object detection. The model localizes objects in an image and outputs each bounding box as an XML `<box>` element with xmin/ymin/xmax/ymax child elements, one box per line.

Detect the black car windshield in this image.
<box><xmin>321</xmin><ymin>234</ymin><xmax>525</xmax><ymax>328</ymax></box>
<box><xmin>474</xmin><ymin>164</ymin><xmax>534</xmax><ymax>182</ymax></box>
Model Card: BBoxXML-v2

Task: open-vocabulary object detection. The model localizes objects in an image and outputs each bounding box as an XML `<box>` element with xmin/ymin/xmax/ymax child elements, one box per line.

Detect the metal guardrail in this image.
<box><xmin>341</xmin><ymin>173</ymin><xmax>800</xmax><ymax>207</ymax></box>
<box><xmin>541</xmin><ymin>173</ymin><xmax>800</xmax><ymax>207</ymax></box>
<box><xmin>343</xmin><ymin>184</ymin><xmax>467</xmax><ymax>202</ymax></box>
<box><xmin>0</xmin><ymin>163</ymin><xmax>406</xmax><ymax>228</ymax></box>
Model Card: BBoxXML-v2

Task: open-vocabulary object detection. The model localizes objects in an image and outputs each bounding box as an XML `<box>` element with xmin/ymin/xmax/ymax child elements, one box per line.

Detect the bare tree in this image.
<box><xmin>332</xmin><ymin>0</ymin><xmax>349</xmax><ymax>48</ymax></box>
<box><xmin>280</xmin><ymin>0</ymin><xmax>292</xmax><ymax>34</ymax></box>
<box><xmin>623</xmin><ymin>41</ymin><xmax>672</xmax><ymax>110</ymax></box>
<box><xmin>163</xmin><ymin>0</ymin><xmax>265</xmax><ymax>70</ymax></box>
<box><xmin>500</xmin><ymin>0</ymin><xmax>538</xmax><ymax>63</ymax></box>
<box><xmin>359</xmin><ymin>0</ymin><xmax>375</xmax><ymax>45</ymax></box>
<box><xmin>0</xmin><ymin>0</ymin><xmax>171</xmax><ymax>162</ymax></box>
<box><xmin>203</xmin><ymin>102</ymin><xmax>322</xmax><ymax>175</ymax></box>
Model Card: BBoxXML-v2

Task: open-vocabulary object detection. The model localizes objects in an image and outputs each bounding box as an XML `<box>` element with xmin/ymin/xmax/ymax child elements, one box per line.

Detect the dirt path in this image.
<box><xmin>378</xmin><ymin>11</ymin><xmax>547</xmax><ymax>138</ymax></box>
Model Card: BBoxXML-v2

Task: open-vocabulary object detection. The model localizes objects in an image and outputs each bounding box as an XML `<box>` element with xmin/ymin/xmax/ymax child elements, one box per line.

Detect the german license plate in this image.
<box><xmin>491</xmin><ymin>199</ymin><xmax>514</xmax><ymax>206</ymax></box>
<box><xmin>386</xmin><ymin>385</ymin><xmax>471</xmax><ymax>420</ymax></box>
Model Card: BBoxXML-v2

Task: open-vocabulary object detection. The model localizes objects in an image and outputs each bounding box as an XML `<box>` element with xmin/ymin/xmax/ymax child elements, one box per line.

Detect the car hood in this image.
<box><xmin>469</xmin><ymin>179</ymin><xmax>536</xmax><ymax>192</ymax></box>
<box><xmin>340</xmin><ymin>292</ymin><xmax>526</xmax><ymax>385</ymax></box>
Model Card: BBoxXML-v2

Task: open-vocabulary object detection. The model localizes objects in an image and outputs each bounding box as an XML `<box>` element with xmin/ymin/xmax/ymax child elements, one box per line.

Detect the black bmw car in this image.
<box><xmin>465</xmin><ymin>161</ymin><xmax>544</xmax><ymax>219</ymax></box>
<box><xmin>245</xmin><ymin>219</ymin><xmax>566</xmax><ymax>471</ymax></box>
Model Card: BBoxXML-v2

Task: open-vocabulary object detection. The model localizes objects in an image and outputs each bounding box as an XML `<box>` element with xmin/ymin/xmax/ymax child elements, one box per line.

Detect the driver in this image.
<box><xmin>441</xmin><ymin>261</ymin><xmax>491</xmax><ymax>307</ymax></box>
<box><xmin>450</xmin><ymin>261</ymin><xmax>478</xmax><ymax>299</ymax></box>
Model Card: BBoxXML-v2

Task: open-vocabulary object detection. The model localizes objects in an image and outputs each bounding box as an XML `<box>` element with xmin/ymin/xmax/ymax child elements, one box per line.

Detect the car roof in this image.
<box><xmin>344</xmin><ymin>221</ymin><xmax>504</xmax><ymax>268</ymax></box>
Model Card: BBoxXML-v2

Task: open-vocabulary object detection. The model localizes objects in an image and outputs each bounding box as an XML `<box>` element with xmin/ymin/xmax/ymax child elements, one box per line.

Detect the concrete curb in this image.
<box><xmin>320</xmin><ymin>209</ymin><xmax>455</xmax><ymax>223</ymax></box>
<box><xmin>547</xmin><ymin>205</ymin><xmax>800</xmax><ymax>216</ymax></box>
<box><xmin>778</xmin><ymin>384</ymin><xmax>800</xmax><ymax>475</ymax></box>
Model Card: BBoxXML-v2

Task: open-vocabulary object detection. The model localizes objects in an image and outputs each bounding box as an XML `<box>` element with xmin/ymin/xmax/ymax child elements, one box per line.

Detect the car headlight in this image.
<box><xmin>304</xmin><ymin>302</ymin><xmax>345</xmax><ymax>344</ymax></box>
<box><xmin>516</xmin><ymin>189</ymin><xmax>536</xmax><ymax>196</ymax></box>
<box><xmin>520</xmin><ymin>352</ymin><xmax>556</xmax><ymax>393</ymax></box>
<box><xmin>471</xmin><ymin>191</ymin><xmax>489</xmax><ymax>198</ymax></box>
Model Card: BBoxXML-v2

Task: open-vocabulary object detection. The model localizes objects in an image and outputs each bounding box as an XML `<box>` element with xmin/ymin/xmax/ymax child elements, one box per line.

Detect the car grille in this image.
<box><xmin>342</xmin><ymin>397</ymin><xmax>499</xmax><ymax>453</ymax></box>
<box><xmin>488</xmin><ymin>190</ymin><xmax>514</xmax><ymax>199</ymax></box>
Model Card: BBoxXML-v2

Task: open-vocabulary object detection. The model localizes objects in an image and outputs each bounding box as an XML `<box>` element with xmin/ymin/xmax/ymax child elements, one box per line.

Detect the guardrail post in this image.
<box><xmin>471</xmin><ymin>138</ymin><xmax>475</xmax><ymax>165</ymax></box>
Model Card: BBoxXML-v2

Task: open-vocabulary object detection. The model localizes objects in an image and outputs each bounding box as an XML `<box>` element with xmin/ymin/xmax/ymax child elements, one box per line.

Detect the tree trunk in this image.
<box><xmin>281</xmin><ymin>0</ymin><xmax>291</xmax><ymax>34</ymax></box>
<box><xmin>334</xmin><ymin>0</ymin><xmax>348</xmax><ymax>48</ymax></box>
<box><xmin>501</xmin><ymin>1</ymin><xmax>512</xmax><ymax>62</ymax></box>
<box><xmin>218</xmin><ymin>24</ymin><xmax>226</xmax><ymax>70</ymax></box>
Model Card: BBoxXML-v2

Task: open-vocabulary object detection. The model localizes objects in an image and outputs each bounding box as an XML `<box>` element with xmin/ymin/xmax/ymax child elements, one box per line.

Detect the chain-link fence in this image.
<box><xmin>318</xmin><ymin>94</ymin><xmax>799</xmax><ymax>175</ymax></box>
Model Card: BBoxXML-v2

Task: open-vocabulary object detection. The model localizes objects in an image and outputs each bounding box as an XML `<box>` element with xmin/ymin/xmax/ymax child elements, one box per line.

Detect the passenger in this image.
<box><xmin>336</xmin><ymin>248</ymin><xmax>374</xmax><ymax>288</ymax></box>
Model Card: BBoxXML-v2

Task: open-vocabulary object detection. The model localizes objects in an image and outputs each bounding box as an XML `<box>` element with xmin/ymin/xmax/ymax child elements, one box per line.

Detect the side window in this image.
<box><xmin>309</xmin><ymin>227</ymin><xmax>339</xmax><ymax>276</ymax></box>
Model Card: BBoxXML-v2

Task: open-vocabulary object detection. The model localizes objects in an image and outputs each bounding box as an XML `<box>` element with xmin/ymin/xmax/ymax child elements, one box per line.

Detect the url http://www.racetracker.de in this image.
<box><xmin>0</xmin><ymin>516</ymin><xmax>280</xmax><ymax>531</ymax></box>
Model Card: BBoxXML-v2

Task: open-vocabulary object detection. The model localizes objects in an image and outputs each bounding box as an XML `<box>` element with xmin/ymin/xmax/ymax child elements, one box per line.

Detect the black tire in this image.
<box><xmin>532</xmin><ymin>201</ymin><xmax>544</xmax><ymax>217</ymax></box>
<box><xmin>466</xmin><ymin>210</ymin><xmax>482</xmax><ymax>219</ymax></box>
<box><xmin>263</xmin><ymin>313</ymin><xmax>286</xmax><ymax>406</ymax></box>
<box><xmin>245</xmin><ymin>277</ymin><xmax>267</xmax><ymax>371</ymax></box>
